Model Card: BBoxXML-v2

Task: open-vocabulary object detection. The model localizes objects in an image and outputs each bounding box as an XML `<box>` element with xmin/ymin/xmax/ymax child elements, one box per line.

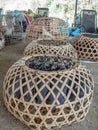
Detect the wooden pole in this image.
<box><xmin>74</xmin><ymin>0</ymin><xmax>78</xmax><ymax>26</ymax></box>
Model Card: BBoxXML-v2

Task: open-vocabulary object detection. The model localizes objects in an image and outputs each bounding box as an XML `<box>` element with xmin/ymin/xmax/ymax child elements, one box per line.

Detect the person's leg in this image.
<box><xmin>22</xmin><ymin>21</ymin><xmax>27</xmax><ymax>32</ymax></box>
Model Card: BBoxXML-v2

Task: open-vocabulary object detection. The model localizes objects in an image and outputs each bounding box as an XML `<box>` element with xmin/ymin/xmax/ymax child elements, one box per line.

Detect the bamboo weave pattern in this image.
<box><xmin>72</xmin><ymin>34</ymin><xmax>98</xmax><ymax>61</ymax></box>
<box><xmin>25</xmin><ymin>17</ymin><xmax>68</xmax><ymax>46</ymax></box>
<box><xmin>24</xmin><ymin>39</ymin><xmax>77</xmax><ymax>59</ymax></box>
<box><xmin>3</xmin><ymin>55</ymin><xmax>94</xmax><ymax>130</ymax></box>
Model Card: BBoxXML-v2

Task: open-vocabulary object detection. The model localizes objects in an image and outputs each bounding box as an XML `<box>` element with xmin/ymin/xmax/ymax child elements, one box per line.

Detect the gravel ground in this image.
<box><xmin>0</xmin><ymin>41</ymin><xmax>98</xmax><ymax>130</ymax></box>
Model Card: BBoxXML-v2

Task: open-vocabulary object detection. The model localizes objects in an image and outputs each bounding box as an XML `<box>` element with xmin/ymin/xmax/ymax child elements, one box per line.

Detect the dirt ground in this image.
<box><xmin>0</xmin><ymin>41</ymin><xmax>98</xmax><ymax>130</ymax></box>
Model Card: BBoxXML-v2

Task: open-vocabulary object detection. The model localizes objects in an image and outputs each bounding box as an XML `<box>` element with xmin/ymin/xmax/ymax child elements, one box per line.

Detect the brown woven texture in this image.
<box><xmin>71</xmin><ymin>34</ymin><xmax>98</xmax><ymax>61</ymax></box>
<box><xmin>3</xmin><ymin>54</ymin><xmax>94</xmax><ymax>130</ymax></box>
<box><xmin>25</xmin><ymin>17</ymin><xmax>68</xmax><ymax>46</ymax></box>
<box><xmin>24</xmin><ymin>39</ymin><xmax>78</xmax><ymax>59</ymax></box>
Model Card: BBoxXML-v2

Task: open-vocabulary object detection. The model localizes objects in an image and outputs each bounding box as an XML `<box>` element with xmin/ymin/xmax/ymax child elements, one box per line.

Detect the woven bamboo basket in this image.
<box><xmin>24</xmin><ymin>39</ymin><xmax>78</xmax><ymax>59</ymax></box>
<box><xmin>71</xmin><ymin>34</ymin><xmax>98</xmax><ymax>61</ymax></box>
<box><xmin>25</xmin><ymin>17</ymin><xmax>68</xmax><ymax>46</ymax></box>
<box><xmin>3</xmin><ymin>54</ymin><xmax>94</xmax><ymax>130</ymax></box>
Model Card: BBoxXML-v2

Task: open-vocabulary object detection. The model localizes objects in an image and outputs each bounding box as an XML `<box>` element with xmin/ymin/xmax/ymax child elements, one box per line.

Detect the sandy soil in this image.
<box><xmin>0</xmin><ymin>41</ymin><xmax>98</xmax><ymax>130</ymax></box>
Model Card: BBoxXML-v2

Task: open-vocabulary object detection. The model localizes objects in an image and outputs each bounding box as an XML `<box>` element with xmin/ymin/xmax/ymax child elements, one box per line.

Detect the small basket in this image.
<box><xmin>3</xmin><ymin>54</ymin><xmax>94</xmax><ymax>130</ymax></box>
<box><xmin>71</xmin><ymin>34</ymin><xmax>98</xmax><ymax>61</ymax></box>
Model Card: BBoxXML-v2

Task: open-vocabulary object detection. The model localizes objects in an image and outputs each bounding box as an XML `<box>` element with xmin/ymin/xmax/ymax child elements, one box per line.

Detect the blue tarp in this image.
<box><xmin>71</xmin><ymin>28</ymin><xmax>80</xmax><ymax>36</ymax></box>
<box><xmin>60</xmin><ymin>26</ymin><xmax>80</xmax><ymax>36</ymax></box>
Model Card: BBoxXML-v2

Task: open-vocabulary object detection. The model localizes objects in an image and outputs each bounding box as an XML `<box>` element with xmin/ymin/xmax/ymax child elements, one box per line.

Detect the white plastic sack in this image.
<box><xmin>42</xmin><ymin>27</ymin><xmax>53</xmax><ymax>38</ymax></box>
<box><xmin>5</xmin><ymin>27</ymin><xmax>14</xmax><ymax>35</ymax></box>
<box><xmin>0</xmin><ymin>39</ymin><xmax>5</xmax><ymax>50</ymax></box>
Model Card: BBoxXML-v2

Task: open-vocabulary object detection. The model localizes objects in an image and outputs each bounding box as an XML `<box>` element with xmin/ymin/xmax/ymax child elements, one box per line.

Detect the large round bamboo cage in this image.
<box><xmin>24</xmin><ymin>39</ymin><xmax>77</xmax><ymax>59</ymax></box>
<box><xmin>71</xmin><ymin>34</ymin><xmax>98</xmax><ymax>61</ymax></box>
<box><xmin>25</xmin><ymin>17</ymin><xmax>68</xmax><ymax>46</ymax></box>
<box><xmin>3</xmin><ymin>54</ymin><xmax>94</xmax><ymax>130</ymax></box>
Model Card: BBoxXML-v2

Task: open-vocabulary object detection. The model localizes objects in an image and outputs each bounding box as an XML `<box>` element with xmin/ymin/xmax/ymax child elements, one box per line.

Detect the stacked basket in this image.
<box><xmin>25</xmin><ymin>17</ymin><xmax>68</xmax><ymax>46</ymax></box>
<box><xmin>3</xmin><ymin>17</ymin><xmax>94</xmax><ymax>130</ymax></box>
<box><xmin>24</xmin><ymin>39</ymin><xmax>77</xmax><ymax>59</ymax></box>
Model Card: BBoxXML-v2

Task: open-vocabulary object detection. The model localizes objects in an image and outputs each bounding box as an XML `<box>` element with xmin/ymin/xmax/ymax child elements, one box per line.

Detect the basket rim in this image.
<box><xmin>36</xmin><ymin>39</ymin><xmax>69</xmax><ymax>46</ymax></box>
<box><xmin>22</xmin><ymin>54</ymin><xmax>79</xmax><ymax>74</ymax></box>
<box><xmin>27</xmin><ymin>39</ymin><xmax>70</xmax><ymax>48</ymax></box>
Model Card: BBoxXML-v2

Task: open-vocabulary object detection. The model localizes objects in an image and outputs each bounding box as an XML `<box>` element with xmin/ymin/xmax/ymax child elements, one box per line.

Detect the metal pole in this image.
<box><xmin>74</xmin><ymin>0</ymin><xmax>78</xmax><ymax>26</ymax></box>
